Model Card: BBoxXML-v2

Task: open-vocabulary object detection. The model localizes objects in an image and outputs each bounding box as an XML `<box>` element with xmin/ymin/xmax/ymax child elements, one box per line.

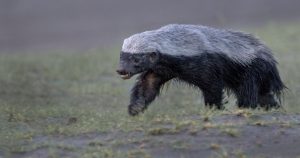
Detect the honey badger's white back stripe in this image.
<box><xmin>122</xmin><ymin>24</ymin><xmax>275</xmax><ymax>64</ymax></box>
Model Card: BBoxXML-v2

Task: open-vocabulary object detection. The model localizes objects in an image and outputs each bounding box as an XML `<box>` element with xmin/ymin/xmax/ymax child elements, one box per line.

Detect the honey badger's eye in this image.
<box><xmin>132</xmin><ymin>57</ymin><xmax>140</xmax><ymax>64</ymax></box>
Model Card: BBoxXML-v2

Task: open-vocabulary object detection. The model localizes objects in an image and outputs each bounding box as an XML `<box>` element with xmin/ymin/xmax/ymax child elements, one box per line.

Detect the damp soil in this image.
<box><xmin>10</xmin><ymin>113</ymin><xmax>300</xmax><ymax>158</ymax></box>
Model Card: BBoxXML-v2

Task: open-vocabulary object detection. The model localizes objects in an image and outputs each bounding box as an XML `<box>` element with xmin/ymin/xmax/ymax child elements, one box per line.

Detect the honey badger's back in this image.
<box><xmin>122</xmin><ymin>24</ymin><xmax>276</xmax><ymax>65</ymax></box>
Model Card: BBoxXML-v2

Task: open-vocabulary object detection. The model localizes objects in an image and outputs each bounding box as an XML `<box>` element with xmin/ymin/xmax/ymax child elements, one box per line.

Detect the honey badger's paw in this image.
<box><xmin>128</xmin><ymin>104</ymin><xmax>146</xmax><ymax>116</ymax></box>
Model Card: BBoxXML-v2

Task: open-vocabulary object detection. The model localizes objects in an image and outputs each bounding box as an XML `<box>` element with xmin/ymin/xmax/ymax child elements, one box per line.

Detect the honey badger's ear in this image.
<box><xmin>149</xmin><ymin>52</ymin><xmax>159</xmax><ymax>63</ymax></box>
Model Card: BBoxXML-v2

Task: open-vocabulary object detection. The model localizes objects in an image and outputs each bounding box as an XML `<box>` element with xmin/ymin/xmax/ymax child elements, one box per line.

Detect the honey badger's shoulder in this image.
<box><xmin>122</xmin><ymin>24</ymin><xmax>275</xmax><ymax>64</ymax></box>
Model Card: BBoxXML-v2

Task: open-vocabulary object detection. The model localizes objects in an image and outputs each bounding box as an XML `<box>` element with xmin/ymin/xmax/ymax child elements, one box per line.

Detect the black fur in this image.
<box><xmin>117</xmin><ymin>51</ymin><xmax>285</xmax><ymax>116</ymax></box>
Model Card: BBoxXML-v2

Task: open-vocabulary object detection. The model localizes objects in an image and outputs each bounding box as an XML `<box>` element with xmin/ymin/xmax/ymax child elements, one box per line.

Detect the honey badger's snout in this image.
<box><xmin>116</xmin><ymin>54</ymin><xmax>145</xmax><ymax>80</ymax></box>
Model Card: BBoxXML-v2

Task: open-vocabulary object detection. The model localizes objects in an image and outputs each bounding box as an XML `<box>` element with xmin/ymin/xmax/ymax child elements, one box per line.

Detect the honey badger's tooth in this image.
<box><xmin>120</xmin><ymin>74</ymin><xmax>131</xmax><ymax>80</ymax></box>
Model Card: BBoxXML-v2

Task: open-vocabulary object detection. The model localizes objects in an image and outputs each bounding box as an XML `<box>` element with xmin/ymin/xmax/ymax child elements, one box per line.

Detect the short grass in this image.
<box><xmin>1</xmin><ymin>22</ymin><xmax>300</xmax><ymax>157</ymax></box>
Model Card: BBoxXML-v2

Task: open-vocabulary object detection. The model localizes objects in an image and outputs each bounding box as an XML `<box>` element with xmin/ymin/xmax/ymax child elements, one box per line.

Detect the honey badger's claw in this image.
<box><xmin>128</xmin><ymin>104</ymin><xmax>146</xmax><ymax>116</ymax></box>
<box><xmin>128</xmin><ymin>108</ymin><xmax>139</xmax><ymax>116</ymax></box>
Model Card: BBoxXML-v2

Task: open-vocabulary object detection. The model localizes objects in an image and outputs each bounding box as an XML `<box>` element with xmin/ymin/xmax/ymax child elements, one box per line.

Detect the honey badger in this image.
<box><xmin>116</xmin><ymin>24</ymin><xmax>285</xmax><ymax>116</ymax></box>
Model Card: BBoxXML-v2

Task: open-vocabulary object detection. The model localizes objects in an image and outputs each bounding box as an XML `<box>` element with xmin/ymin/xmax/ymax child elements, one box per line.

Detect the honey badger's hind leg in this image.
<box><xmin>258</xmin><ymin>66</ymin><xmax>285</xmax><ymax>110</ymax></box>
<box><xmin>259</xmin><ymin>93</ymin><xmax>279</xmax><ymax>110</ymax></box>
<box><xmin>128</xmin><ymin>71</ymin><xmax>172</xmax><ymax>116</ymax></box>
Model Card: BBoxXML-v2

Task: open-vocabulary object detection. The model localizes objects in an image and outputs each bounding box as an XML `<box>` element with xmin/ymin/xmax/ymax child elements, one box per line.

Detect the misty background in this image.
<box><xmin>1</xmin><ymin>0</ymin><xmax>300</xmax><ymax>53</ymax></box>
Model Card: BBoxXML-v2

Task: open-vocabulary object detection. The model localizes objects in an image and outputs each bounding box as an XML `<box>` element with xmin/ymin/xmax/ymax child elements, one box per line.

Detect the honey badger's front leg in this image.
<box><xmin>128</xmin><ymin>71</ymin><xmax>171</xmax><ymax>116</ymax></box>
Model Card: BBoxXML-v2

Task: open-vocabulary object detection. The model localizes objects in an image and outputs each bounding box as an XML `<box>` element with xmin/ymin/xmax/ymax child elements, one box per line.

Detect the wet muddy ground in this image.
<box><xmin>10</xmin><ymin>113</ymin><xmax>300</xmax><ymax>158</ymax></box>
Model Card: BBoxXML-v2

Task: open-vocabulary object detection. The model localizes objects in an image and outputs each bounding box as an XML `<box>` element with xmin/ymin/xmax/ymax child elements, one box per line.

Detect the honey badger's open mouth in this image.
<box><xmin>117</xmin><ymin>69</ymin><xmax>143</xmax><ymax>80</ymax></box>
<box><xmin>117</xmin><ymin>70</ymin><xmax>134</xmax><ymax>80</ymax></box>
<box><xmin>120</xmin><ymin>73</ymin><xmax>132</xmax><ymax>80</ymax></box>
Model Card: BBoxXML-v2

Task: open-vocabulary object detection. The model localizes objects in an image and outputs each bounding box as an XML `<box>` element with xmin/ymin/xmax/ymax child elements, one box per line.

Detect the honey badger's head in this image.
<box><xmin>117</xmin><ymin>32</ymin><xmax>162</xmax><ymax>79</ymax></box>
<box><xmin>116</xmin><ymin>52</ymin><xmax>159</xmax><ymax>80</ymax></box>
